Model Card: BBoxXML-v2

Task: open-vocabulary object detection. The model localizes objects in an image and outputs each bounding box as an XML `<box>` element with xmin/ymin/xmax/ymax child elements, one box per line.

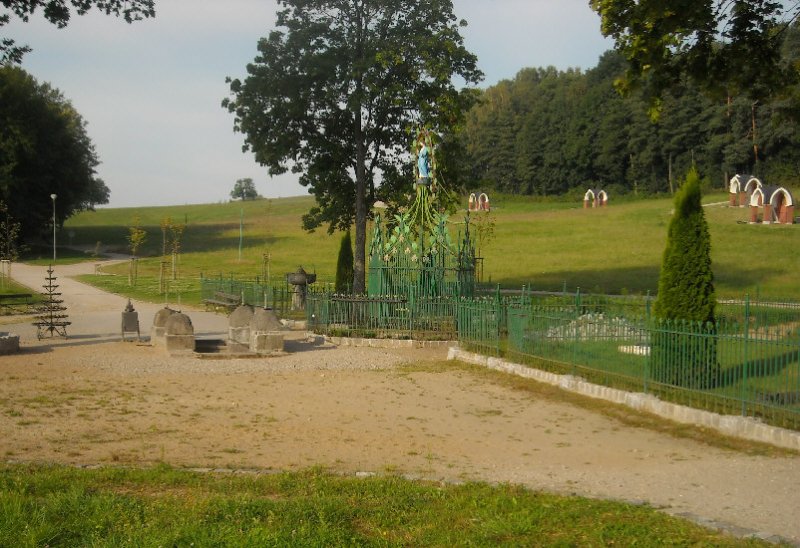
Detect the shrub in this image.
<box><xmin>335</xmin><ymin>230</ymin><xmax>354</xmax><ymax>293</ymax></box>
<box><xmin>652</xmin><ymin>167</ymin><xmax>719</xmax><ymax>388</ymax></box>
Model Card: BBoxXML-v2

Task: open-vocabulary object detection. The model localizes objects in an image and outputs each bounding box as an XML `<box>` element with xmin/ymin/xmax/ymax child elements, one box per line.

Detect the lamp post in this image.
<box><xmin>50</xmin><ymin>193</ymin><xmax>56</xmax><ymax>262</ymax></box>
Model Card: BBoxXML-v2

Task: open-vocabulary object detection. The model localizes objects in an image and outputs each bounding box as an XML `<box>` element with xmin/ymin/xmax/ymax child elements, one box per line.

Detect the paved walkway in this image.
<box><xmin>2</xmin><ymin>259</ymin><xmax>229</xmax><ymax>345</ymax></box>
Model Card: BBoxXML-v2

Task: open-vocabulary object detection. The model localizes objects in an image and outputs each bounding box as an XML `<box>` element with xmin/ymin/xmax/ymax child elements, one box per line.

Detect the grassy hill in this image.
<box><xmin>56</xmin><ymin>192</ymin><xmax>799</xmax><ymax>303</ymax></box>
<box><xmin>482</xmin><ymin>192</ymin><xmax>799</xmax><ymax>298</ymax></box>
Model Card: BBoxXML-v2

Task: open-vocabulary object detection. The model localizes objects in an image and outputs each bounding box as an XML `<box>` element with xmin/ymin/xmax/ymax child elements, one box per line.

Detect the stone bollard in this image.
<box><xmin>121</xmin><ymin>299</ymin><xmax>140</xmax><ymax>342</ymax></box>
<box><xmin>0</xmin><ymin>332</ymin><xmax>20</xmax><ymax>355</ymax></box>
<box><xmin>228</xmin><ymin>304</ymin><xmax>254</xmax><ymax>352</ymax></box>
<box><xmin>250</xmin><ymin>307</ymin><xmax>285</xmax><ymax>354</ymax></box>
<box><xmin>164</xmin><ymin>312</ymin><xmax>195</xmax><ymax>354</ymax></box>
<box><xmin>150</xmin><ymin>307</ymin><xmax>176</xmax><ymax>347</ymax></box>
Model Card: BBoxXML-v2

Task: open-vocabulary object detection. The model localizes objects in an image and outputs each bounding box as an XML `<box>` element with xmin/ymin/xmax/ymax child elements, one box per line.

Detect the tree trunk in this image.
<box><xmin>352</xmin><ymin>10</ymin><xmax>367</xmax><ymax>296</ymax></box>
<box><xmin>751</xmin><ymin>101</ymin><xmax>759</xmax><ymax>170</ymax></box>
<box><xmin>668</xmin><ymin>152</ymin><xmax>673</xmax><ymax>195</ymax></box>
<box><xmin>353</xmin><ymin>107</ymin><xmax>367</xmax><ymax>295</ymax></box>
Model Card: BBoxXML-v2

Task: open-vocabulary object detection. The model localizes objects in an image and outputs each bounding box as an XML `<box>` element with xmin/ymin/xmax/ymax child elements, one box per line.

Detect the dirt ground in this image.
<box><xmin>1</xmin><ymin>261</ymin><xmax>799</xmax><ymax>544</ymax></box>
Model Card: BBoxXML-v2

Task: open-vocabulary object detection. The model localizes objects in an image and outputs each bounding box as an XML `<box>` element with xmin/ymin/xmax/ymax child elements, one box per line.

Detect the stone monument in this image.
<box><xmin>228</xmin><ymin>304</ymin><xmax>254</xmax><ymax>352</ymax></box>
<box><xmin>250</xmin><ymin>307</ymin><xmax>285</xmax><ymax>354</ymax></box>
<box><xmin>163</xmin><ymin>311</ymin><xmax>195</xmax><ymax>354</ymax></box>
<box><xmin>150</xmin><ymin>306</ymin><xmax>177</xmax><ymax>347</ymax></box>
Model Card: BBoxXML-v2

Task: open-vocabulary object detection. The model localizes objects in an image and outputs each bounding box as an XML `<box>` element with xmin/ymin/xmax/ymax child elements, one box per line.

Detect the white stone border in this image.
<box><xmin>325</xmin><ymin>335</ymin><xmax>456</xmax><ymax>349</ymax></box>
<box><xmin>448</xmin><ymin>347</ymin><xmax>800</xmax><ymax>451</ymax></box>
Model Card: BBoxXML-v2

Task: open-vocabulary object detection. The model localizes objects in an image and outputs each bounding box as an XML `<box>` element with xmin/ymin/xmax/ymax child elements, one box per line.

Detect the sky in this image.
<box><xmin>3</xmin><ymin>0</ymin><xmax>613</xmax><ymax>209</ymax></box>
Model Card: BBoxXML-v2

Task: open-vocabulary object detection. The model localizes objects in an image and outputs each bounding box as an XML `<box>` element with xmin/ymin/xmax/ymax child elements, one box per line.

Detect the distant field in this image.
<box><xmin>482</xmin><ymin>192</ymin><xmax>799</xmax><ymax>298</ymax></box>
<box><xmin>56</xmin><ymin>192</ymin><xmax>799</xmax><ymax>304</ymax></box>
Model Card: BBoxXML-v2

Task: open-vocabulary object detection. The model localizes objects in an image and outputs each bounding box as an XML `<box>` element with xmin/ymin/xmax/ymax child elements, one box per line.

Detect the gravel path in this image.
<box><xmin>2</xmin><ymin>259</ymin><xmax>229</xmax><ymax>342</ymax></box>
<box><xmin>1</xmin><ymin>259</ymin><xmax>799</xmax><ymax>544</ymax></box>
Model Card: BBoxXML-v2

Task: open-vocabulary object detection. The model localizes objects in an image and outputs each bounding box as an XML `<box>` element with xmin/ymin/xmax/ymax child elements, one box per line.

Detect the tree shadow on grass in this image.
<box><xmin>66</xmin><ymin>224</ymin><xmax>285</xmax><ymax>257</ymax></box>
<box><xmin>489</xmin><ymin>265</ymin><xmax>660</xmax><ymax>294</ymax></box>
<box><xmin>489</xmin><ymin>263</ymin><xmax>766</xmax><ymax>295</ymax></box>
<box><xmin>717</xmin><ymin>349</ymin><xmax>800</xmax><ymax>394</ymax></box>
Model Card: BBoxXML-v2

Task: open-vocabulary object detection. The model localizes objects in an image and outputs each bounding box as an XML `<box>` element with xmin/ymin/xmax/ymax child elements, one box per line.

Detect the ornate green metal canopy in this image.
<box><xmin>367</xmin><ymin>129</ymin><xmax>475</xmax><ymax>299</ymax></box>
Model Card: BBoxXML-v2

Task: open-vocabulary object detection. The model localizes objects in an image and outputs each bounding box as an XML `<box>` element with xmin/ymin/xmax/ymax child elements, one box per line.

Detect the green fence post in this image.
<box><xmin>572</xmin><ymin>287</ymin><xmax>581</xmax><ymax>375</ymax></box>
<box><xmin>409</xmin><ymin>290</ymin><xmax>415</xmax><ymax>340</ymax></box>
<box><xmin>496</xmin><ymin>296</ymin><xmax>502</xmax><ymax>356</ymax></box>
<box><xmin>741</xmin><ymin>294</ymin><xmax>750</xmax><ymax>417</ymax></box>
<box><xmin>643</xmin><ymin>318</ymin><xmax>651</xmax><ymax>393</ymax></box>
<box><xmin>494</xmin><ymin>284</ymin><xmax>501</xmax><ymax>355</ymax></box>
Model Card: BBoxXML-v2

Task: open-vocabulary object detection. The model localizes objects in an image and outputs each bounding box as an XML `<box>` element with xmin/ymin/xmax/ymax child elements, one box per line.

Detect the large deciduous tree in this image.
<box><xmin>0</xmin><ymin>66</ymin><xmax>109</xmax><ymax>241</ymax></box>
<box><xmin>230</xmin><ymin>177</ymin><xmax>258</xmax><ymax>201</ymax></box>
<box><xmin>1</xmin><ymin>0</ymin><xmax>155</xmax><ymax>63</ymax></box>
<box><xmin>223</xmin><ymin>0</ymin><xmax>482</xmax><ymax>294</ymax></box>
<box><xmin>590</xmin><ymin>0</ymin><xmax>799</xmax><ymax>109</ymax></box>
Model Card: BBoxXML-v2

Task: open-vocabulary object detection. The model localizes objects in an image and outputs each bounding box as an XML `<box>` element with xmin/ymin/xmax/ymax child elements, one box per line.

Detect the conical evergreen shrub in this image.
<box><xmin>652</xmin><ymin>167</ymin><xmax>719</xmax><ymax>388</ymax></box>
<box><xmin>335</xmin><ymin>230</ymin><xmax>354</xmax><ymax>294</ymax></box>
<box><xmin>654</xmin><ymin>167</ymin><xmax>715</xmax><ymax>323</ymax></box>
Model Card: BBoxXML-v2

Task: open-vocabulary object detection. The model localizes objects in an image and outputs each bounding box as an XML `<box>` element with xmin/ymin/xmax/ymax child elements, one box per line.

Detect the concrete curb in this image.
<box><xmin>325</xmin><ymin>336</ymin><xmax>456</xmax><ymax>349</ymax></box>
<box><xmin>447</xmin><ymin>347</ymin><xmax>800</xmax><ymax>452</ymax></box>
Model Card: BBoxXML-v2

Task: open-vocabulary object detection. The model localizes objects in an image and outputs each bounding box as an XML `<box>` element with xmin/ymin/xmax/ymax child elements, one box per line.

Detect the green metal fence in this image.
<box><xmin>203</xmin><ymin>275</ymin><xmax>800</xmax><ymax>430</ymax></box>
<box><xmin>458</xmin><ymin>293</ymin><xmax>800</xmax><ymax>431</ymax></box>
<box><xmin>306</xmin><ymin>292</ymin><xmax>459</xmax><ymax>340</ymax></box>
<box><xmin>199</xmin><ymin>275</ymin><xmax>296</xmax><ymax>317</ymax></box>
<box><xmin>455</xmin><ymin>297</ymin><xmax>502</xmax><ymax>355</ymax></box>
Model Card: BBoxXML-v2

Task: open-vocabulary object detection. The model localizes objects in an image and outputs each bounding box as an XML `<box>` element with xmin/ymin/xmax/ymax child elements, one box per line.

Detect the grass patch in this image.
<box><xmin>55</xmin><ymin>193</ymin><xmax>799</xmax><ymax>307</ymax></box>
<box><xmin>0</xmin><ymin>463</ymin><xmax>770</xmax><ymax>546</ymax></box>
<box><xmin>21</xmin><ymin>244</ymin><xmax>105</xmax><ymax>266</ymax></box>
<box><xmin>0</xmin><ymin>277</ymin><xmax>38</xmax><ymax>296</ymax></box>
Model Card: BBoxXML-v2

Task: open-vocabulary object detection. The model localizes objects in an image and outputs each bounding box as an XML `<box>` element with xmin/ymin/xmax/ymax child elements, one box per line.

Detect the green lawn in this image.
<box><xmin>54</xmin><ymin>192</ymin><xmax>799</xmax><ymax>307</ymax></box>
<box><xmin>9</xmin><ymin>195</ymin><xmax>794</xmax><ymax>546</ymax></box>
<box><xmin>482</xmin><ymin>192</ymin><xmax>799</xmax><ymax>297</ymax></box>
<box><xmin>0</xmin><ymin>464</ymin><xmax>769</xmax><ymax>547</ymax></box>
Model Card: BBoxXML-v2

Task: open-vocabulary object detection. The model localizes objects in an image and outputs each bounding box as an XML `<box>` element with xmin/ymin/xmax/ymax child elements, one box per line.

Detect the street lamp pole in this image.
<box><xmin>50</xmin><ymin>193</ymin><xmax>57</xmax><ymax>262</ymax></box>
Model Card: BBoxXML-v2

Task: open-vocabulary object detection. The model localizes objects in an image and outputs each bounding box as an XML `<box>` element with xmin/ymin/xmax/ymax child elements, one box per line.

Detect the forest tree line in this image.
<box><xmin>461</xmin><ymin>40</ymin><xmax>800</xmax><ymax>198</ymax></box>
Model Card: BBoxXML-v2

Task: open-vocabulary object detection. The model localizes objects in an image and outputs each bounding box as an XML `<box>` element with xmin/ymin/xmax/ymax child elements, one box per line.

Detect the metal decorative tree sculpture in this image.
<box><xmin>368</xmin><ymin>128</ymin><xmax>475</xmax><ymax>300</ymax></box>
<box><xmin>33</xmin><ymin>265</ymin><xmax>71</xmax><ymax>339</ymax></box>
<box><xmin>307</xmin><ymin>129</ymin><xmax>477</xmax><ymax>339</ymax></box>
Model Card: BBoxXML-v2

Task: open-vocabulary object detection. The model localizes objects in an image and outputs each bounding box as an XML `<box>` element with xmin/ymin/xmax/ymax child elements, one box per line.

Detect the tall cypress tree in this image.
<box><xmin>654</xmin><ymin>167</ymin><xmax>715</xmax><ymax>322</ymax></box>
<box><xmin>335</xmin><ymin>230</ymin><xmax>354</xmax><ymax>294</ymax></box>
<box><xmin>653</xmin><ymin>166</ymin><xmax>718</xmax><ymax>388</ymax></box>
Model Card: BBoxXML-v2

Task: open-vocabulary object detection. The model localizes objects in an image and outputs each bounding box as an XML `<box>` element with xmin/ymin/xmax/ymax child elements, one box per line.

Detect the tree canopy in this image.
<box><xmin>462</xmin><ymin>39</ymin><xmax>800</xmax><ymax>197</ymax></box>
<box><xmin>230</xmin><ymin>178</ymin><xmax>258</xmax><ymax>201</ymax></box>
<box><xmin>0</xmin><ymin>66</ymin><xmax>109</xmax><ymax>241</ymax></box>
<box><xmin>1</xmin><ymin>0</ymin><xmax>155</xmax><ymax>63</ymax></box>
<box><xmin>590</xmin><ymin>0</ymin><xmax>800</xmax><ymax>109</ymax></box>
<box><xmin>224</xmin><ymin>0</ymin><xmax>482</xmax><ymax>293</ymax></box>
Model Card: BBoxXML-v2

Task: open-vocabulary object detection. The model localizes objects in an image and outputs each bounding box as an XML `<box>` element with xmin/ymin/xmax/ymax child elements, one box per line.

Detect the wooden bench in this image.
<box><xmin>203</xmin><ymin>291</ymin><xmax>241</xmax><ymax>312</ymax></box>
<box><xmin>0</xmin><ymin>293</ymin><xmax>33</xmax><ymax>315</ymax></box>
